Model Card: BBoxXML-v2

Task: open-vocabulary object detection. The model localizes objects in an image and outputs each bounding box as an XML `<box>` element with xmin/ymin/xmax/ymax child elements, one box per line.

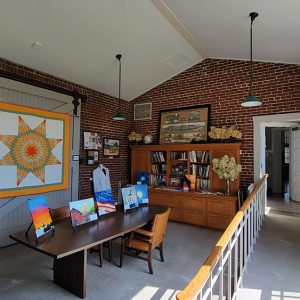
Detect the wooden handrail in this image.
<box><xmin>177</xmin><ymin>175</ymin><xmax>268</xmax><ymax>300</ymax></box>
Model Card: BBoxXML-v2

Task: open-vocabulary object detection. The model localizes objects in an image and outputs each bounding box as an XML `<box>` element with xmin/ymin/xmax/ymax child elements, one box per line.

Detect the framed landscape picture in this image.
<box><xmin>103</xmin><ymin>138</ymin><xmax>120</xmax><ymax>156</ymax></box>
<box><xmin>159</xmin><ymin>105</ymin><xmax>211</xmax><ymax>144</ymax></box>
<box><xmin>83</xmin><ymin>132</ymin><xmax>102</xmax><ymax>150</ymax></box>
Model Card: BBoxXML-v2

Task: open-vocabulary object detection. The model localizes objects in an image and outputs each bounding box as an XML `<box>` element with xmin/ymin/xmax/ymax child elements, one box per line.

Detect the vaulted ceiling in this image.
<box><xmin>1</xmin><ymin>0</ymin><xmax>299</xmax><ymax>101</ymax></box>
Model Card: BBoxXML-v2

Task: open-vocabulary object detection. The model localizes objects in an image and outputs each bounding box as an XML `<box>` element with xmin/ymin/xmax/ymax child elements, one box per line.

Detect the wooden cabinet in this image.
<box><xmin>132</xmin><ymin>143</ymin><xmax>240</xmax><ymax>230</ymax></box>
<box><xmin>148</xmin><ymin>187</ymin><xmax>237</xmax><ymax>229</ymax></box>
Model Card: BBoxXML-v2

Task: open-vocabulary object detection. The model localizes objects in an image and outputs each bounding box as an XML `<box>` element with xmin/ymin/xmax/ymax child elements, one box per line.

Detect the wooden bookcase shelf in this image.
<box><xmin>131</xmin><ymin>143</ymin><xmax>241</xmax><ymax>229</ymax></box>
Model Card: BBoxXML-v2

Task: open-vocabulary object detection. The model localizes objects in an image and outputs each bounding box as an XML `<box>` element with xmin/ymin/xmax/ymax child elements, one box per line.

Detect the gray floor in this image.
<box><xmin>0</xmin><ymin>222</ymin><xmax>222</xmax><ymax>300</ymax></box>
<box><xmin>237</xmin><ymin>195</ymin><xmax>300</xmax><ymax>300</ymax></box>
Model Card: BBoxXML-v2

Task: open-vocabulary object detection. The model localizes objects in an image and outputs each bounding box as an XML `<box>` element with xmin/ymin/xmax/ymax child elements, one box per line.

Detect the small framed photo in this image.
<box><xmin>86</xmin><ymin>150</ymin><xmax>99</xmax><ymax>165</ymax></box>
<box><xmin>83</xmin><ymin>132</ymin><xmax>102</xmax><ymax>150</ymax></box>
<box><xmin>103</xmin><ymin>138</ymin><xmax>120</xmax><ymax>156</ymax></box>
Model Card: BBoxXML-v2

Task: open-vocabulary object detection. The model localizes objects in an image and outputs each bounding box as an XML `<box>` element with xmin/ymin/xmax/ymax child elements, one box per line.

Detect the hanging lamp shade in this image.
<box><xmin>113</xmin><ymin>111</ymin><xmax>126</xmax><ymax>121</ymax></box>
<box><xmin>113</xmin><ymin>54</ymin><xmax>126</xmax><ymax>120</ymax></box>
<box><xmin>241</xmin><ymin>12</ymin><xmax>262</xmax><ymax>107</ymax></box>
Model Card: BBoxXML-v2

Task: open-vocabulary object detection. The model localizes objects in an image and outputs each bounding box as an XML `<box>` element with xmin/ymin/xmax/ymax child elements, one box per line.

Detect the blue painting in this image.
<box><xmin>121</xmin><ymin>186</ymin><xmax>139</xmax><ymax>211</ymax></box>
<box><xmin>135</xmin><ymin>184</ymin><xmax>148</xmax><ymax>204</ymax></box>
<box><xmin>94</xmin><ymin>189</ymin><xmax>116</xmax><ymax>216</ymax></box>
<box><xmin>136</xmin><ymin>172</ymin><xmax>149</xmax><ymax>185</ymax></box>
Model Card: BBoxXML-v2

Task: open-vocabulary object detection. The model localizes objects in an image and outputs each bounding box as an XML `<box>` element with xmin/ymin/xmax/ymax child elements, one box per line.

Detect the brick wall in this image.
<box><xmin>130</xmin><ymin>58</ymin><xmax>300</xmax><ymax>189</ymax></box>
<box><xmin>0</xmin><ymin>58</ymin><xmax>132</xmax><ymax>199</ymax></box>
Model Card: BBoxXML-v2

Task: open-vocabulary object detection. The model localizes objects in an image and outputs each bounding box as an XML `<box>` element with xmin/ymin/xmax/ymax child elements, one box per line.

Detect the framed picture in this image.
<box><xmin>103</xmin><ymin>138</ymin><xmax>120</xmax><ymax>156</ymax></box>
<box><xmin>86</xmin><ymin>150</ymin><xmax>99</xmax><ymax>165</ymax></box>
<box><xmin>159</xmin><ymin>105</ymin><xmax>211</xmax><ymax>144</ymax></box>
<box><xmin>83</xmin><ymin>132</ymin><xmax>102</xmax><ymax>150</ymax></box>
<box><xmin>121</xmin><ymin>186</ymin><xmax>139</xmax><ymax>211</ymax></box>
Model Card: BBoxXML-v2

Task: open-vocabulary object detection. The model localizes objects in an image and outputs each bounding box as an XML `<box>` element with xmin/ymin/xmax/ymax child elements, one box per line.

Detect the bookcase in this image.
<box><xmin>131</xmin><ymin>143</ymin><xmax>241</xmax><ymax>229</ymax></box>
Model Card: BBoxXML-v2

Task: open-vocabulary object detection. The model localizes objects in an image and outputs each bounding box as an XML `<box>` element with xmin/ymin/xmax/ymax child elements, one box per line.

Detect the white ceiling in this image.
<box><xmin>0</xmin><ymin>0</ymin><xmax>299</xmax><ymax>101</ymax></box>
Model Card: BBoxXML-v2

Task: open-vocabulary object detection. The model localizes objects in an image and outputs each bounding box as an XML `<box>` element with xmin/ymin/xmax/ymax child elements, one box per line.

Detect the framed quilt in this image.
<box><xmin>0</xmin><ymin>102</ymin><xmax>70</xmax><ymax>198</ymax></box>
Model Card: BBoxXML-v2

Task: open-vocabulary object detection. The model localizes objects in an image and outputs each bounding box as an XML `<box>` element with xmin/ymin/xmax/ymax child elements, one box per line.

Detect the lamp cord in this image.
<box><xmin>249</xmin><ymin>17</ymin><xmax>253</xmax><ymax>96</ymax></box>
<box><xmin>118</xmin><ymin>56</ymin><xmax>121</xmax><ymax>110</ymax></box>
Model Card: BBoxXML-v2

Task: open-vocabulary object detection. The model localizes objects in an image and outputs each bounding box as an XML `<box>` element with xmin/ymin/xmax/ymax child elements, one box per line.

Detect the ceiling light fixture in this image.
<box><xmin>113</xmin><ymin>54</ymin><xmax>126</xmax><ymax>121</ymax></box>
<box><xmin>241</xmin><ymin>12</ymin><xmax>262</xmax><ymax>107</ymax></box>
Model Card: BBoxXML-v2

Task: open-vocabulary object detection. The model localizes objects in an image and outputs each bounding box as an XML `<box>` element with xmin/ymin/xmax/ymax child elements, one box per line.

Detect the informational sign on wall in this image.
<box><xmin>0</xmin><ymin>102</ymin><xmax>70</xmax><ymax>198</ymax></box>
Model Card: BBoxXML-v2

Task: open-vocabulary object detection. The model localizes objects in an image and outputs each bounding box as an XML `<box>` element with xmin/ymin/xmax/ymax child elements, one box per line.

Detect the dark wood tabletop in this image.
<box><xmin>9</xmin><ymin>204</ymin><xmax>167</xmax><ymax>259</ymax></box>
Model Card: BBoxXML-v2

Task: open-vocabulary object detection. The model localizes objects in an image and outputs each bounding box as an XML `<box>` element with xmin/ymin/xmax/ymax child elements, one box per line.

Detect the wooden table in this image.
<box><xmin>9</xmin><ymin>204</ymin><xmax>166</xmax><ymax>299</ymax></box>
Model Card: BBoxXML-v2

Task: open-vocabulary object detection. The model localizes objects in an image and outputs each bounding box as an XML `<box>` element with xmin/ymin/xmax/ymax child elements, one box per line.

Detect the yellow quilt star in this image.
<box><xmin>0</xmin><ymin>116</ymin><xmax>62</xmax><ymax>186</ymax></box>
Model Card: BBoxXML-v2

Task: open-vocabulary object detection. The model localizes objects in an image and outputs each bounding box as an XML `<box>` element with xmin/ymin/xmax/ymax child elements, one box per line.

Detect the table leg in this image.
<box><xmin>53</xmin><ymin>249</ymin><xmax>87</xmax><ymax>299</ymax></box>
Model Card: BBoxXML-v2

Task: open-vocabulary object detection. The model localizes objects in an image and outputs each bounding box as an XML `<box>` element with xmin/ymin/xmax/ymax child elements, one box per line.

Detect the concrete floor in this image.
<box><xmin>237</xmin><ymin>195</ymin><xmax>300</xmax><ymax>300</ymax></box>
<box><xmin>0</xmin><ymin>222</ymin><xmax>222</xmax><ymax>300</ymax></box>
<box><xmin>1</xmin><ymin>195</ymin><xmax>299</xmax><ymax>300</ymax></box>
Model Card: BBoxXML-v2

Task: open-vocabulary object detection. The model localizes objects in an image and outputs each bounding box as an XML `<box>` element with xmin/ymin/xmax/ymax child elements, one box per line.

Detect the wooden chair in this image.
<box><xmin>119</xmin><ymin>207</ymin><xmax>171</xmax><ymax>274</ymax></box>
<box><xmin>50</xmin><ymin>206</ymin><xmax>111</xmax><ymax>268</ymax></box>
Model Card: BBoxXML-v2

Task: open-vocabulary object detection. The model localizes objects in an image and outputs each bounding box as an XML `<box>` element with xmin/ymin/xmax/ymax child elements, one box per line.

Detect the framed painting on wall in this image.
<box><xmin>159</xmin><ymin>105</ymin><xmax>211</xmax><ymax>144</ymax></box>
<box><xmin>103</xmin><ymin>138</ymin><xmax>120</xmax><ymax>156</ymax></box>
<box><xmin>83</xmin><ymin>132</ymin><xmax>102</xmax><ymax>150</ymax></box>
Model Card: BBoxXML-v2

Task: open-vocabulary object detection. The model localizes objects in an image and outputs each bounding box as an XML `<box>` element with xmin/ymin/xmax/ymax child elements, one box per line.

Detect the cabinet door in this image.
<box><xmin>183</xmin><ymin>196</ymin><xmax>205</xmax><ymax>211</ymax></box>
<box><xmin>131</xmin><ymin>150</ymin><xmax>150</xmax><ymax>183</ymax></box>
<box><xmin>148</xmin><ymin>189</ymin><xmax>165</xmax><ymax>206</ymax></box>
<box><xmin>183</xmin><ymin>210</ymin><xmax>205</xmax><ymax>226</ymax></box>
<box><xmin>207</xmin><ymin>199</ymin><xmax>235</xmax><ymax>216</ymax></box>
<box><xmin>207</xmin><ymin>214</ymin><xmax>232</xmax><ymax>229</ymax></box>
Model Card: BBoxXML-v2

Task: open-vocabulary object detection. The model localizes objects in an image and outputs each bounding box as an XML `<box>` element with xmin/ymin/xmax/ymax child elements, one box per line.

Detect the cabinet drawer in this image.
<box><xmin>183</xmin><ymin>197</ymin><xmax>205</xmax><ymax>211</ymax></box>
<box><xmin>183</xmin><ymin>210</ymin><xmax>205</xmax><ymax>226</ymax></box>
<box><xmin>164</xmin><ymin>195</ymin><xmax>181</xmax><ymax>208</ymax></box>
<box><xmin>207</xmin><ymin>214</ymin><xmax>233</xmax><ymax>230</ymax></box>
<box><xmin>169</xmin><ymin>208</ymin><xmax>182</xmax><ymax>222</ymax></box>
<box><xmin>207</xmin><ymin>200</ymin><xmax>234</xmax><ymax>215</ymax></box>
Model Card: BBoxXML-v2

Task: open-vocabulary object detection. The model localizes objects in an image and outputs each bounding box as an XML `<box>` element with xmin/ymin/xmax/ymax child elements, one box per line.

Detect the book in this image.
<box><xmin>135</xmin><ymin>184</ymin><xmax>149</xmax><ymax>204</ymax></box>
<box><xmin>94</xmin><ymin>189</ymin><xmax>116</xmax><ymax>216</ymax></box>
<box><xmin>121</xmin><ymin>186</ymin><xmax>139</xmax><ymax>211</ymax></box>
<box><xmin>27</xmin><ymin>196</ymin><xmax>55</xmax><ymax>239</ymax></box>
<box><xmin>69</xmin><ymin>198</ymin><xmax>98</xmax><ymax>228</ymax></box>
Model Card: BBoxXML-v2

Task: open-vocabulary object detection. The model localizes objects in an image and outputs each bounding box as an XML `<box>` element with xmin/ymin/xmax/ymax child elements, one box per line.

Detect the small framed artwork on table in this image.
<box><xmin>86</xmin><ymin>150</ymin><xmax>99</xmax><ymax>165</ymax></box>
<box><xmin>103</xmin><ymin>138</ymin><xmax>120</xmax><ymax>156</ymax></box>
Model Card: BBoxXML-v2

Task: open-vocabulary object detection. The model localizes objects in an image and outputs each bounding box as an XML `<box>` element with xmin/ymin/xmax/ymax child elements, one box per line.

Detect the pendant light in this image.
<box><xmin>241</xmin><ymin>12</ymin><xmax>262</xmax><ymax>107</ymax></box>
<box><xmin>113</xmin><ymin>54</ymin><xmax>126</xmax><ymax>120</ymax></box>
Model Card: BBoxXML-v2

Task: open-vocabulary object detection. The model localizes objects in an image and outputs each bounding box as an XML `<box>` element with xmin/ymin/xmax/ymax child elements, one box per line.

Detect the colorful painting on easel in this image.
<box><xmin>121</xmin><ymin>186</ymin><xmax>139</xmax><ymax>211</ymax></box>
<box><xmin>95</xmin><ymin>189</ymin><xmax>116</xmax><ymax>216</ymax></box>
<box><xmin>0</xmin><ymin>102</ymin><xmax>69</xmax><ymax>198</ymax></box>
<box><xmin>69</xmin><ymin>198</ymin><xmax>98</xmax><ymax>228</ymax></box>
<box><xmin>27</xmin><ymin>196</ymin><xmax>55</xmax><ymax>238</ymax></box>
<box><xmin>135</xmin><ymin>184</ymin><xmax>149</xmax><ymax>204</ymax></box>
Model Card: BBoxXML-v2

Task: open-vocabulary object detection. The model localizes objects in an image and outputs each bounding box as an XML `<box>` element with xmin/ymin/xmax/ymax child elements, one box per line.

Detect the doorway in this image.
<box><xmin>265</xmin><ymin>127</ymin><xmax>290</xmax><ymax>198</ymax></box>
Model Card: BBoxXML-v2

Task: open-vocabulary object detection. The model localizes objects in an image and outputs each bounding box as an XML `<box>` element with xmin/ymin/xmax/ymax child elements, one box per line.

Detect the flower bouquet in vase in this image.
<box><xmin>212</xmin><ymin>155</ymin><xmax>242</xmax><ymax>195</ymax></box>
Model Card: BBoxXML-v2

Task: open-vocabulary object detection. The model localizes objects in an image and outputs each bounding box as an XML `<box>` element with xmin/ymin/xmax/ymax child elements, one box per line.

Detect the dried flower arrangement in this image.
<box><xmin>208</xmin><ymin>126</ymin><xmax>242</xmax><ymax>141</ymax></box>
<box><xmin>128</xmin><ymin>132</ymin><xmax>143</xmax><ymax>143</ymax></box>
<box><xmin>212</xmin><ymin>155</ymin><xmax>242</xmax><ymax>195</ymax></box>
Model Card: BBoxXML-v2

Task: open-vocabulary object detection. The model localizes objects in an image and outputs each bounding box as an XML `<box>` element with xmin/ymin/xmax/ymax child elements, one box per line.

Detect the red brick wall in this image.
<box><xmin>131</xmin><ymin>58</ymin><xmax>300</xmax><ymax>188</ymax></box>
<box><xmin>0</xmin><ymin>58</ymin><xmax>132</xmax><ymax>199</ymax></box>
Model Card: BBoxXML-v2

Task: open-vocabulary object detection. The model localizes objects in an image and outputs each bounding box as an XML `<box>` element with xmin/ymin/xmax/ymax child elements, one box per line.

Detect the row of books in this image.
<box><xmin>150</xmin><ymin>174</ymin><xmax>167</xmax><ymax>186</ymax></box>
<box><xmin>151</xmin><ymin>151</ymin><xmax>166</xmax><ymax>162</ymax></box>
<box><xmin>189</xmin><ymin>150</ymin><xmax>210</xmax><ymax>163</ymax></box>
<box><xmin>170</xmin><ymin>151</ymin><xmax>187</xmax><ymax>160</ymax></box>
<box><xmin>151</xmin><ymin>164</ymin><xmax>166</xmax><ymax>175</ymax></box>
<box><xmin>196</xmin><ymin>178</ymin><xmax>210</xmax><ymax>191</ymax></box>
<box><xmin>191</xmin><ymin>164</ymin><xmax>210</xmax><ymax>177</ymax></box>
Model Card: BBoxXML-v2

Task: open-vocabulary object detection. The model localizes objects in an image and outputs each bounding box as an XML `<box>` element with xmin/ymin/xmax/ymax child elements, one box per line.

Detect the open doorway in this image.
<box><xmin>265</xmin><ymin>127</ymin><xmax>290</xmax><ymax>199</ymax></box>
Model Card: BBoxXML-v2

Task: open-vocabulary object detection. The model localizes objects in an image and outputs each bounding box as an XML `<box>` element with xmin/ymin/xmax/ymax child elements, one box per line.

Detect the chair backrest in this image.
<box><xmin>118</xmin><ymin>179</ymin><xmax>129</xmax><ymax>204</ymax></box>
<box><xmin>50</xmin><ymin>206</ymin><xmax>70</xmax><ymax>222</ymax></box>
<box><xmin>151</xmin><ymin>207</ymin><xmax>171</xmax><ymax>248</ymax></box>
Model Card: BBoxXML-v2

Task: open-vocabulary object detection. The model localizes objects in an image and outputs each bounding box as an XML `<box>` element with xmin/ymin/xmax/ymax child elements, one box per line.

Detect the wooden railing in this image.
<box><xmin>177</xmin><ymin>175</ymin><xmax>268</xmax><ymax>300</ymax></box>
